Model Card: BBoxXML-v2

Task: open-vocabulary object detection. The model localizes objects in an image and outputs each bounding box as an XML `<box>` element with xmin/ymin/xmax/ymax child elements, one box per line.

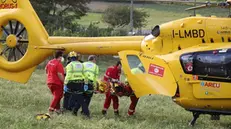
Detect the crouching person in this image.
<box><xmin>64</xmin><ymin>51</ymin><xmax>90</xmax><ymax>118</ymax></box>
<box><xmin>124</xmin><ymin>63</ymin><xmax>144</xmax><ymax>116</ymax></box>
<box><xmin>124</xmin><ymin>79</ymin><xmax>139</xmax><ymax>116</ymax></box>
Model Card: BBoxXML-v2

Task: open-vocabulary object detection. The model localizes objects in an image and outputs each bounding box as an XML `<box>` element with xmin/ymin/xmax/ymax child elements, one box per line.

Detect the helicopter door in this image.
<box><xmin>118</xmin><ymin>50</ymin><xmax>177</xmax><ymax>98</ymax></box>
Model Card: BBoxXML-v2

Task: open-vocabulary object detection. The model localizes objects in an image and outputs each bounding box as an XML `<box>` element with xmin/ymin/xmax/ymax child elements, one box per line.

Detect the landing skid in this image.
<box><xmin>186</xmin><ymin>108</ymin><xmax>231</xmax><ymax>126</ymax></box>
<box><xmin>189</xmin><ymin>112</ymin><xmax>200</xmax><ymax>126</ymax></box>
<box><xmin>188</xmin><ymin>113</ymin><xmax>221</xmax><ymax>126</ymax></box>
<box><xmin>210</xmin><ymin>115</ymin><xmax>220</xmax><ymax>120</ymax></box>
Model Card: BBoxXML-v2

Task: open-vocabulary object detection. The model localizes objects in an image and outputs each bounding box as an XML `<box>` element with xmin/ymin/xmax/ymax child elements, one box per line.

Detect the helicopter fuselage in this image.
<box><xmin>142</xmin><ymin>17</ymin><xmax>231</xmax><ymax>55</ymax></box>
<box><xmin>160</xmin><ymin>43</ymin><xmax>231</xmax><ymax>115</ymax></box>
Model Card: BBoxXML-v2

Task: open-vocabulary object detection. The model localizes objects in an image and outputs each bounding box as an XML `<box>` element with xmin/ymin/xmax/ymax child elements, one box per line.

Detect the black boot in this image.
<box><xmin>114</xmin><ymin>111</ymin><xmax>119</xmax><ymax>116</ymax></box>
<box><xmin>72</xmin><ymin>108</ymin><xmax>78</xmax><ymax>116</ymax></box>
<box><xmin>102</xmin><ymin>110</ymin><xmax>107</xmax><ymax>116</ymax></box>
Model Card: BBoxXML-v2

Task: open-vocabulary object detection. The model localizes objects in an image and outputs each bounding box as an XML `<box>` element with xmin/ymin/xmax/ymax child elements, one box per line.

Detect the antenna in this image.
<box><xmin>130</xmin><ymin>0</ymin><xmax>134</xmax><ymax>35</ymax></box>
<box><xmin>194</xmin><ymin>0</ymin><xmax>196</xmax><ymax>16</ymax></box>
<box><xmin>229</xmin><ymin>7</ymin><xmax>231</xmax><ymax>16</ymax></box>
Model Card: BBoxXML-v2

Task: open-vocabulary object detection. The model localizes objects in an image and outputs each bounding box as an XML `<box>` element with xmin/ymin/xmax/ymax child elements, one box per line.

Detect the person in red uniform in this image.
<box><xmin>123</xmin><ymin>83</ymin><xmax>139</xmax><ymax>116</ymax></box>
<box><xmin>102</xmin><ymin>61</ymin><xmax>122</xmax><ymax>116</ymax></box>
<box><xmin>45</xmin><ymin>50</ymin><xmax>65</xmax><ymax>114</ymax></box>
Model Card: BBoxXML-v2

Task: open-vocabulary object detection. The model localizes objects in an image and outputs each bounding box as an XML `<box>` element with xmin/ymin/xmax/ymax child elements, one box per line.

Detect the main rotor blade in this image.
<box><xmin>185</xmin><ymin>4</ymin><xmax>208</xmax><ymax>11</ymax></box>
<box><xmin>139</xmin><ymin>0</ymin><xmax>211</xmax><ymax>4</ymax></box>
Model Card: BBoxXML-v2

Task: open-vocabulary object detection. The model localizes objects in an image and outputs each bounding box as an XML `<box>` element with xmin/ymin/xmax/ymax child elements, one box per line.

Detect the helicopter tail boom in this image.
<box><xmin>47</xmin><ymin>36</ymin><xmax>143</xmax><ymax>54</ymax></box>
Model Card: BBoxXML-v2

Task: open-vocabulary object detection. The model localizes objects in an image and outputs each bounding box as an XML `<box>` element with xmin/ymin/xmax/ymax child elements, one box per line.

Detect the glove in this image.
<box><xmin>63</xmin><ymin>85</ymin><xmax>68</xmax><ymax>92</ymax></box>
<box><xmin>84</xmin><ymin>84</ymin><xmax>88</xmax><ymax>91</ymax></box>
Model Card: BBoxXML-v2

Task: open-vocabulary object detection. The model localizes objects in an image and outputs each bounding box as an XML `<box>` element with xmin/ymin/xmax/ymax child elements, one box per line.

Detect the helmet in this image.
<box><xmin>35</xmin><ymin>113</ymin><xmax>51</xmax><ymax>120</ymax></box>
<box><xmin>68</xmin><ymin>51</ymin><xmax>77</xmax><ymax>58</ymax></box>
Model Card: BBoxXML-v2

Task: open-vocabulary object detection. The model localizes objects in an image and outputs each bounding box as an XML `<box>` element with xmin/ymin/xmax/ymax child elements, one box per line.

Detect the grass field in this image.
<box><xmin>77</xmin><ymin>1</ymin><xmax>229</xmax><ymax>30</ymax></box>
<box><xmin>1</xmin><ymin>65</ymin><xmax>231</xmax><ymax>129</ymax></box>
<box><xmin>2</xmin><ymin>1</ymin><xmax>231</xmax><ymax>128</ymax></box>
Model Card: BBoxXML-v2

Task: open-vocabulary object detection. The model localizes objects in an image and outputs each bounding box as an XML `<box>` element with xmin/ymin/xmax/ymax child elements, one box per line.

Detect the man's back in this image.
<box><xmin>64</xmin><ymin>61</ymin><xmax>84</xmax><ymax>84</ymax></box>
<box><xmin>104</xmin><ymin>66</ymin><xmax>121</xmax><ymax>82</ymax></box>
<box><xmin>83</xmin><ymin>61</ymin><xmax>99</xmax><ymax>82</ymax></box>
<box><xmin>46</xmin><ymin>59</ymin><xmax>64</xmax><ymax>85</ymax></box>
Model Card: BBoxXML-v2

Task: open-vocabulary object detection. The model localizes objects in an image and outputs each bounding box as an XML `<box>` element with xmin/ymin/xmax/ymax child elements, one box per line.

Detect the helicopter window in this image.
<box><xmin>180</xmin><ymin>49</ymin><xmax>231</xmax><ymax>78</ymax></box>
<box><xmin>222</xmin><ymin>37</ymin><xmax>224</xmax><ymax>42</ymax></box>
<box><xmin>127</xmin><ymin>55</ymin><xmax>145</xmax><ymax>74</ymax></box>
<box><xmin>193</xmin><ymin>49</ymin><xmax>231</xmax><ymax>78</ymax></box>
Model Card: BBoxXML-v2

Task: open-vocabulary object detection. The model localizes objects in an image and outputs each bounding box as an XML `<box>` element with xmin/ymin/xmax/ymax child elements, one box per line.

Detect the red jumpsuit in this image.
<box><xmin>45</xmin><ymin>59</ymin><xmax>64</xmax><ymax>112</ymax></box>
<box><xmin>102</xmin><ymin>66</ymin><xmax>121</xmax><ymax>113</ymax></box>
<box><xmin>123</xmin><ymin>85</ymin><xmax>139</xmax><ymax>116</ymax></box>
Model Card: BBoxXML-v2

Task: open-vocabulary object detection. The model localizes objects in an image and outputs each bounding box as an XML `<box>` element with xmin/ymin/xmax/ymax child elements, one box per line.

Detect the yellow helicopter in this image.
<box><xmin>1</xmin><ymin>0</ymin><xmax>231</xmax><ymax>126</ymax></box>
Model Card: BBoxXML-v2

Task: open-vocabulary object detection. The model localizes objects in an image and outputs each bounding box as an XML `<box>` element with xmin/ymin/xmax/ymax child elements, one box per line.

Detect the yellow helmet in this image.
<box><xmin>68</xmin><ymin>51</ymin><xmax>77</xmax><ymax>58</ymax></box>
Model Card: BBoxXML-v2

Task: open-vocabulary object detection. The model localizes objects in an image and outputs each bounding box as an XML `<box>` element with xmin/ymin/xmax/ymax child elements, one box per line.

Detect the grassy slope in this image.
<box><xmin>1</xmin><ymin>64</ymin><xmax>231</xmax><ymax>128</ymax></box>
<box><xmin>77</xmin><ymin>2</ymin><xmax>229</xmax><ymax>29</ymax></box>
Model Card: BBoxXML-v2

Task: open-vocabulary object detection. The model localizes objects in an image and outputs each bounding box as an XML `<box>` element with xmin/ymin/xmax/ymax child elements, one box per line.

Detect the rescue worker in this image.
<box><xmin>63</xmin><ymin>53</ymin><xmax>72</xmax><ymax>111</ymax></box>
<box><xmin>63</xmin><ymin>52</ymin><xmax>83</xmax><ymax>111</ymax></box>
<box><xmin>45</xmin><ymin>50</ymin><xmax>65</xmax><ymax>114</ymax></box>
<box><xmin>125</xmin><ymin>63</ymin><xmax>144</xmax><ymax>116</ymax></box>
<box><xmin>77</xmin><ymin>52</ymin><xmax>83</xmax><ymax>63</ymax></box>
<box><xmin>82</xmin><ymin>55</ymin><xmax>99</xmax><ymax>111</ymax></box>
<box><xmin>64</xmin><ymin>51</ymin><xmax>89</xmax><ymax>117</ymax></box>
<box><xmin>102</xmin><ymin>61</ymin><xmax>122</xmax><ymax>116</ymax></box>
<box><xmin>66</xmin><ymin>52</ymin><xmax>82</xmax><ymax>65</ymax></box>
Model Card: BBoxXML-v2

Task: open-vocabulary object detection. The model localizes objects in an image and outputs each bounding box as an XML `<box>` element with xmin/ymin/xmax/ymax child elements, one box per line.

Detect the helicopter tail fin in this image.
<box><xmin>0</xmin><ymin>0</ymin><xmax>50</xmax><ymax>83</ymax></box>
<box><xmin>0</xmin><ymin>0</ymin><xmax>143</xmax><ymax>84</ymax></box>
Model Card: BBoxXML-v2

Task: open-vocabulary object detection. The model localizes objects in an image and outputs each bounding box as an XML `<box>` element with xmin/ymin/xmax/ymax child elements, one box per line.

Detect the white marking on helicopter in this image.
<box><xmin>187</xmin><ymin>65</ymin><xmax>193</xmax><ymax>72</ymax></box>
<box><xmin>219</xmin><ymin>49</ymin><xmax>228</xmax><ymax>53</ymax></box>
<box><xmin>154</xmin><ymin>68</ymin><xmax>159</xmax><ymax>73</ymax></box>
<box><xmin>148</xmin><ymin>64</ymin><xmax>165</xmax><ymax>77</ymax></box>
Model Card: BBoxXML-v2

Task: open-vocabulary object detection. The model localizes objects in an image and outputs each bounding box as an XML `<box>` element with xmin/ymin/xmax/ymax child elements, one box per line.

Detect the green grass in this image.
<box><xmin>75</xmin><ymin>13</ymin><xmax>108</xmax><ymax>28</ymax></box>
<box><xmin>1</xmin><ymin>64</ymin><xmax>231</xmax><ymax>128</ymax></box>
<box><xmin>77</xmin><ymin>2</ymin><xmax>230</xmax><ymax>30</ymax></box>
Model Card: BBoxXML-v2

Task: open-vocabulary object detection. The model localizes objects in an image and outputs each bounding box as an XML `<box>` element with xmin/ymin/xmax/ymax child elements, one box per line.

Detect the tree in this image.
<box><xmin>102</xmin><ymin>5</ymin><xmax>149</xmax><ymax>29</ymax></box>
<box><xmin>30</xmin><ymin>0</ymin><xmax>91</xmax><ymax>34</ymax></box>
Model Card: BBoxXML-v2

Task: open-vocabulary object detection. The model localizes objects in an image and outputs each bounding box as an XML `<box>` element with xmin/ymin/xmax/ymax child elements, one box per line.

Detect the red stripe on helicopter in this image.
<box><xmin>148</xmin><ymin>64</ymin><xmax>165</xmax><ymax>77</ymax></box>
